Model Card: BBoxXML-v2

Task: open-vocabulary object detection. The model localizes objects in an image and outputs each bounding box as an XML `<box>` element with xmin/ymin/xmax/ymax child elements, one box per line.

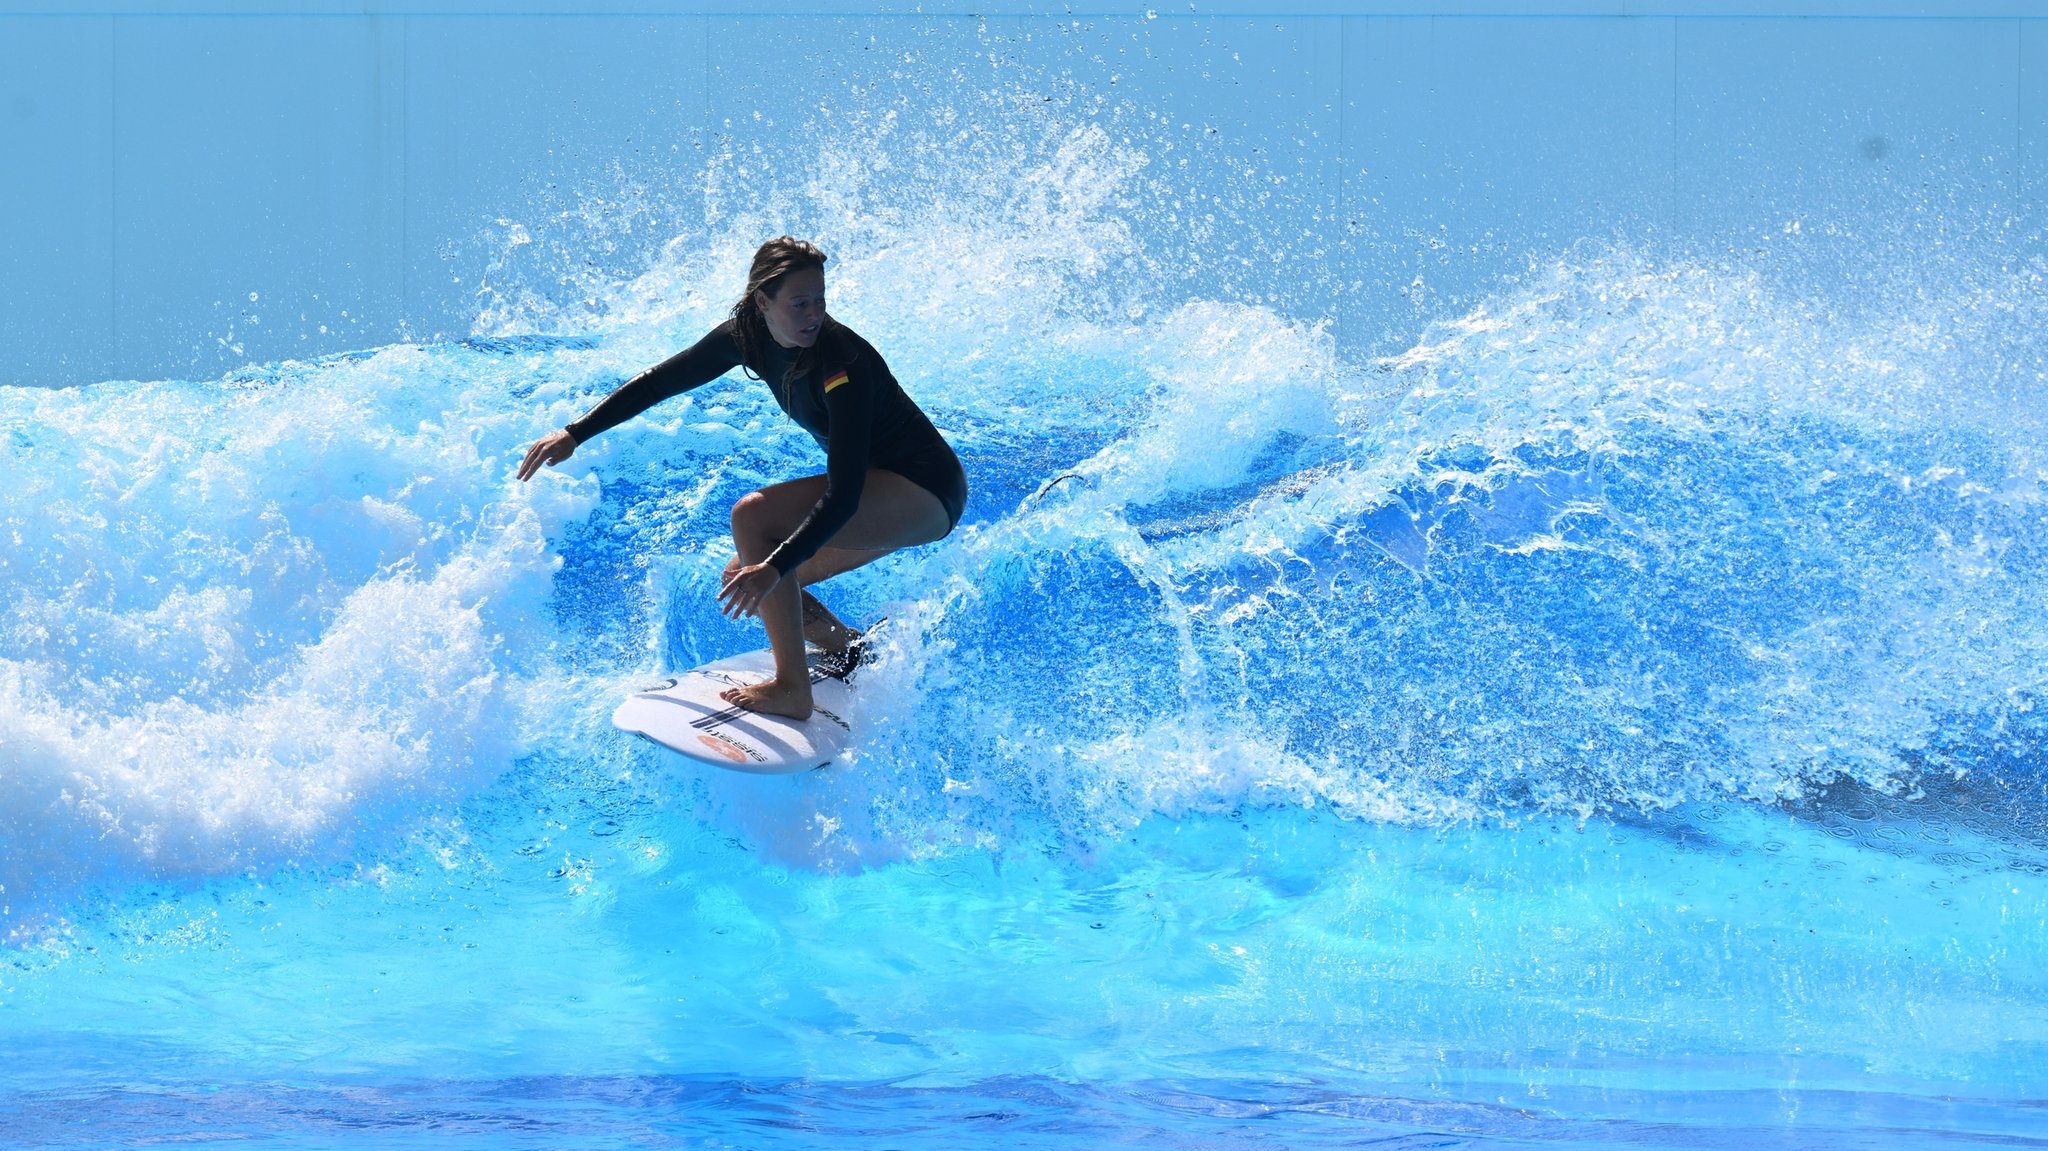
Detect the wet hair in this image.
<box><xmin>731</xmin><ymin>235</ymin><xmax>830</xmax><ymax>385</ymax></box>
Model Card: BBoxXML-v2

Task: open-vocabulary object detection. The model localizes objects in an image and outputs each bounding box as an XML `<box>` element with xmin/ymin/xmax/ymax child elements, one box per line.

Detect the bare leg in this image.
<box><xmin>723</xmin><ymin>511</ymin><xmax>813</xmax><ymax>720</ymax></box>
<box><xmin>722</xmin><ymin>548</ymin><xmax>892</xmax><ymax>652</ymax></box>
<box><xmin>801</xmin><ymin>591</ymin><xmax>861</xmax><ymax>653</ymax></box>
<box><xmin>719</xmin><ymin>469</ymin><xmax>950</xmax><ymax>718</ymax></box>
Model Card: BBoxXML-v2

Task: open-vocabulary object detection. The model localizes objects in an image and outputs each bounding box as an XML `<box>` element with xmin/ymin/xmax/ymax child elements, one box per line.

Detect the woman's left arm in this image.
<box><xmin>717</xmin><ymin>363</ymin><xmax>876</xmax><ymax>618</ymax></box>
<box><xmin>762</xmin><ymin>364</ymin><xmax>877</xmax><ymax>577</ymax></box>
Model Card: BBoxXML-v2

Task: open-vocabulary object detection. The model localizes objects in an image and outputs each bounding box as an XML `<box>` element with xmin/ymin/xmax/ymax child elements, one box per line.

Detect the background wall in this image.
<box><xmin>1</xmin><ymin>2</ymin><xmax>2040</xmax><ymax>386</ymax></box>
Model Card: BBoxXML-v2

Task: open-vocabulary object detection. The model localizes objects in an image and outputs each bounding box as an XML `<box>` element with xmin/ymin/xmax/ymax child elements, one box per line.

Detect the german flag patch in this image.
<box><xmin>823</xmin><ymin>369</ymin><xmax>850</xmax><ymax>394</ymax></box>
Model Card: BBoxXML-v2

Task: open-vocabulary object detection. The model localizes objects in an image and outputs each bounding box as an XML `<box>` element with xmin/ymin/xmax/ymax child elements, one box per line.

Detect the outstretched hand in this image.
<box><xmin>719</xmin><ymin>562</ymin><xmax>782</xmax><ymax>620</ymax></box>
<box><xmin>517</xmin><ymin>430</ymin><xmax>578</xmax><ymax>482</ymax></box>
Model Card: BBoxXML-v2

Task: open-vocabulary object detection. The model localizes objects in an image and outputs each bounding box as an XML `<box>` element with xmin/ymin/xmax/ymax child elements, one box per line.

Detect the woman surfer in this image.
<box><xmin>516</xmin><ymin>236</ymin><xmax>967</xmax><ymax>720</ymax></box>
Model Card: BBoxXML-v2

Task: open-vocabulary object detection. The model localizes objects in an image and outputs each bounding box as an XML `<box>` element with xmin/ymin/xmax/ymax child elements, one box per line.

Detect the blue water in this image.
<box><xmin>4</xmin><ymin>88</ymin><xmax>2048</xmax><ymax>1147</ymax></box>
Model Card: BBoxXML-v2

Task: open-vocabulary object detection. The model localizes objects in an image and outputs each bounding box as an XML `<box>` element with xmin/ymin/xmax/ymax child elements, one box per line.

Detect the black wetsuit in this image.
<box><xmin>565</xmin><ymin>318</ymin><xmax>967</xmax><ymax>576</ymax></box>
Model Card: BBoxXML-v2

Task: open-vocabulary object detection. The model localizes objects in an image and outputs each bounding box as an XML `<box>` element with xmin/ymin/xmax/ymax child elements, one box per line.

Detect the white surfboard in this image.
<box><xmin>612</xmin><ymin>647</ymin><xmax>859</xmax><ymax>773</ymax></box>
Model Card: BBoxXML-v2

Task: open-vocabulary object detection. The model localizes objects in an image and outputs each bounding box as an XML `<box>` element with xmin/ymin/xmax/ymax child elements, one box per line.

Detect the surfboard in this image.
<box><xmin>611</xmin><ymin>647</ymin><xmax>859</xmax><ymax>773</ymax></box>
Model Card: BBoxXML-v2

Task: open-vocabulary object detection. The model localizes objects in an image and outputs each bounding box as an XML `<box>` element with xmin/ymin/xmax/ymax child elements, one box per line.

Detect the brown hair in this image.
<box><xmin>731</xmin><ymin>235</ymin><xmax>830</xmax><ymax>385</ymax></box>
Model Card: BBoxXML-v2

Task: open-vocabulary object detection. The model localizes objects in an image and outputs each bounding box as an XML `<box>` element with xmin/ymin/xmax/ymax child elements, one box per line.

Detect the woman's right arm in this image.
<box><xmin>517</xmin><ymin>323</ymin><xmax>741</xmax><ymax>482</ymax></box>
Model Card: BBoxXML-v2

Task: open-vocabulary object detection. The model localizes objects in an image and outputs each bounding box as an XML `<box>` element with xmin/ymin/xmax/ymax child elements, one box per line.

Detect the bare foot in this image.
<box><xmin>720</xmin><ymin>677</ymin><xmax>814</xmax><ymax>720</ymax></box>
<box><xmin>801</xmin><ymin>591</ymin><xmax>861</xmax><ymax>654</ymax></box>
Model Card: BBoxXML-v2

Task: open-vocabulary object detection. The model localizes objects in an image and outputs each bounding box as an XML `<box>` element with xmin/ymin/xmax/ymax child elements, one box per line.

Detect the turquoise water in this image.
<box><xmin>4</xmin><ymin>83</ymin><xmax>2047</xmax><ymax>1147</ymax></box>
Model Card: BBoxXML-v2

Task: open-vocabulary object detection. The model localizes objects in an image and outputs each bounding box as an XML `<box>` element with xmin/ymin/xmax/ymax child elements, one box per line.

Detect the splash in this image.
<box><xmin>4</xmin><ymin>84</ymin><xmax>2046</xmax><ymax>921</ymax></box>
<box><xmin>0</xmin><ymin>345</ymin><xmax>609</xmax><ymax>925</ymax></box>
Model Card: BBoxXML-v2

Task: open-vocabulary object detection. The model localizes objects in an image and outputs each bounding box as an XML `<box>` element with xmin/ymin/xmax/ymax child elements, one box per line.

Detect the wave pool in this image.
<box><xmin>3</xmin><ymin>19</ymin><xmax>2046</xmax><ymax>1148</ymax></box>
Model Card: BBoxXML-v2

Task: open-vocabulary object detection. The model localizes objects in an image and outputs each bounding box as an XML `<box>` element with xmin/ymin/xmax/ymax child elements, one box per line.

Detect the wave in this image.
<box><xmin>4</xmin><ymin>101</ymin><xmax>2045</xmax><ymax>920</ymax></box>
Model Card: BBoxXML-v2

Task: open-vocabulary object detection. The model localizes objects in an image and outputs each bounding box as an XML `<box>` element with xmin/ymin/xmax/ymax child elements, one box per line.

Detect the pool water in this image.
<box><xmin>4</xmin><ymin>65</ymin><xmax>2046</xmax><ymax>1149</ymax></box>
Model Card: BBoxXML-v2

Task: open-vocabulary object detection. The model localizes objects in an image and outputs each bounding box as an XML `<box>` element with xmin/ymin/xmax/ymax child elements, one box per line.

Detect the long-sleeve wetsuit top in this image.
<box><xmin>564</xmin><ymin>317</ymin><xmax>951</xmax><ymax>576</ymax></box>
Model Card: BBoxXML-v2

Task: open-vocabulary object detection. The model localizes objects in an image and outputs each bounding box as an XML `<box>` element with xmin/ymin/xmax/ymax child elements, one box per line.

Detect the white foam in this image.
<box><xmin>0</xmin><ymin>344</ymin><xmax>609</xmax><ymax>924</ymax></box>
<box><xmin>9</xmin><ymin>98</ymin><xmax>2046</xmax><ymax>895</ymax></box>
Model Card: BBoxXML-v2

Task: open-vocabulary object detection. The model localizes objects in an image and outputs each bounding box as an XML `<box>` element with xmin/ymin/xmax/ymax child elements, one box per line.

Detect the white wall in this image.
<box><xmin>1</xmin><ymin>3</ymin><xmax>2039</xmax><ymax>385</ymax></box>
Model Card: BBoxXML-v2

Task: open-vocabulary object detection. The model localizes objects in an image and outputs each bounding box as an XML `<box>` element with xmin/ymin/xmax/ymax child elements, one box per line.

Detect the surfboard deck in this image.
<box><xmin>612</xmin><ymin>647</ymin><xmax>858</xmax><ymax>773</ymax></box>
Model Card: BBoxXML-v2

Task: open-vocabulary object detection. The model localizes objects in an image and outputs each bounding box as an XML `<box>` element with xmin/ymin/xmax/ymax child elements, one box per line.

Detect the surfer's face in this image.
<box><xmin>757</xmin><ymin>267</ymin><xmax>828</xmax><ymax>349</ymax></box>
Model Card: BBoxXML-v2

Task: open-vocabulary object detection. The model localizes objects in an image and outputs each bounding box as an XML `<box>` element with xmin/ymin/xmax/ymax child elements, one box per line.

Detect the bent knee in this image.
<box><xmin>729</xmin><ymin>490</ymin><xmax>773</xmax><ymax>534</ymax></box>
